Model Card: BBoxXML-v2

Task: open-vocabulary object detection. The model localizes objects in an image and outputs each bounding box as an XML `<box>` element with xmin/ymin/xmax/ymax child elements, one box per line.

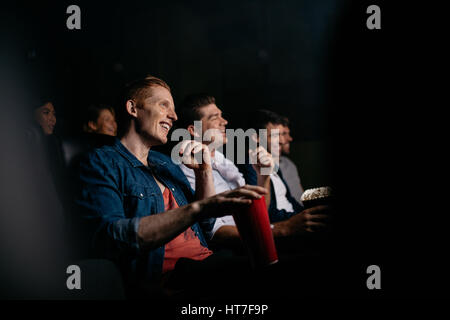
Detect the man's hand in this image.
<box><xmin>283</xmin><ymin>205</ymin><xmax>332</xmax><ymax>236</ymax></box>
<box><xmin>179</xmin><ymin>140</ymin><xmax>212</xmax><ymax>171</ymax></box>
<box><xmin>196</xmin><ymin>185</ymin><xmax>268</xmax><ymax>219</ymax></box>
<box><xmin>249</xmin><ymin>146</ymin><xmax>275</xmax><ymax>176</ymax></box>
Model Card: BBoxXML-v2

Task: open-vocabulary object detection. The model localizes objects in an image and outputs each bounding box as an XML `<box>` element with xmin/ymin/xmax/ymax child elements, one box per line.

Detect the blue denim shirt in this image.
<box><xmin>75</xmin><ymin>138</ymin><xmax>209</xmax><ymax>285</ymax></box>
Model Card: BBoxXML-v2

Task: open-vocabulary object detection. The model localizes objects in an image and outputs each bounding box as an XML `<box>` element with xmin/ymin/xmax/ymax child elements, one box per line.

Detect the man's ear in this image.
<box><xmin>87</xmin><ymin>121</ymin><xmax>97</xmax><ymax>132</ymax></box>
<box><xmin>187</xmin><ymin>124</ymin><xmax>201</xmax><ymax>138</ymax></box>
<box><xmin>126</xmin><ymin>100</ymin><xmax>138</xmax><ymax>118</ymax></box>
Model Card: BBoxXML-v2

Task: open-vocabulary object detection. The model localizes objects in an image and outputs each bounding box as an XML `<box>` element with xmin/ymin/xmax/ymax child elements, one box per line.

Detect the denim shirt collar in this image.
<box><xmin>113</xmin><ymin>138</ymin><xmax>168</xmax><ymax>168</ymax></box>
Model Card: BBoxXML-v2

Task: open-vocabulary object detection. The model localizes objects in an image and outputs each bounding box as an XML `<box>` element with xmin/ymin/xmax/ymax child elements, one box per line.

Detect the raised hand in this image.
<box><xmin>178</xmin><ymin>140</ymin><xmax>212</xmax><ymax>171</ymax></box>
<box><xmin>249</xmin><ymin>146</ymin><xmax>275</xmax><ymax>176</ymax></box>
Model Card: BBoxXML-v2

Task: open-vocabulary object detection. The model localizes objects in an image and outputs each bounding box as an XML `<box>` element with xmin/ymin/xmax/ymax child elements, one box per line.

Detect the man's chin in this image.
<box><xmin>158</xmin><ymin>136</ymin><xmax>168</xmax><ymax>145</ymax></box>
<box><xmin>281</xmin><ymin>146</ymin><xmax>290</xmax><ymax>155</ymax></box>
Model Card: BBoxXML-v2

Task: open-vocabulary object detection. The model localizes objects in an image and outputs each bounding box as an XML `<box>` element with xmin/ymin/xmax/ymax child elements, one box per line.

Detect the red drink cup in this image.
<box><xmin>232</xmin><ymin>196</ymin><xmax>278</xmax><ymax>268</ymax></box>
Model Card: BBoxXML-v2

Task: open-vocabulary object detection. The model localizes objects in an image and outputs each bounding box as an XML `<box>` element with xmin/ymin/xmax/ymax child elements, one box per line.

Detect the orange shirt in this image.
<box><xmin>162</xmin><ymin>187</ymin><xmax>212</xmax><ymax>273</ymax></box>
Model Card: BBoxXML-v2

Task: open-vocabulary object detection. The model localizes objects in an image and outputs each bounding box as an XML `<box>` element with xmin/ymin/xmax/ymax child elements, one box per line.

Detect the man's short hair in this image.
<box><xmin>115</xmin><ymin>75</ymin><xmax>171</xmax><ymax>137</ymax></box>
<box><xmin>176</xmin><ymin>93</ymin><xmax>216</xmax><ymax>129</ymax></box>
<box><xmin>248</xmin><ymin>109</ymin><xmax>286</xmax><ymax>132</ymax></box>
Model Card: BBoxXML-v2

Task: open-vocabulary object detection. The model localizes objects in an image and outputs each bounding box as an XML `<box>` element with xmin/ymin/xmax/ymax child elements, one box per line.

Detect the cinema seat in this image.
<box><xmin>61</xmin><ymin>132</ymin><xmax>116</xmax><ymax>170</ymax></box>
<box><xmin>60</xmin><ymin>133</ymin><xmax>126</xmax><ymax>299</ymax></box>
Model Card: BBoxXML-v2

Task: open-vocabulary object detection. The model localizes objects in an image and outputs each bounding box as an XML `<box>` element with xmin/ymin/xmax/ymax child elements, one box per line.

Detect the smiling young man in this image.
<box><xmin>74</xmin><ymin>76</ymin><xmax>266</xmax><ymax>297</ymax></box>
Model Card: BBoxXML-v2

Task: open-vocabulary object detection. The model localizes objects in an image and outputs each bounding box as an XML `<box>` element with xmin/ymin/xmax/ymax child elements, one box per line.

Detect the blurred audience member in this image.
<box><xmin>83</xmin><ymin>104</ymin><xmax>117</xmax><ymax>136</ymax></box>
<box><xmin>28</xmin><ymin>98</ymin><xmax>66</xmax><ymax>203</ymax></box>
<box><xmin>279</xmin><ymin>117</ymin><xmax>305</xmax><ymax>204</ymax></box>
<box><xmin>34</xmin><ymin>101</ymin><xmax>56</xmax><ymax>135</ymax></box>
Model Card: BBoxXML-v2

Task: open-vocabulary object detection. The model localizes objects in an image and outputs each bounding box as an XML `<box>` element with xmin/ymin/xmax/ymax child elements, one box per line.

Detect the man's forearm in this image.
<box><xmin>194</xmin><ymin>168</ymin><xmax>216</xmax><ymax>200</ymax></box>
<box><xmin>210</xmin><ymin>225</ymin><xmax>243</xmax><ymax>249</ymax></box>
<box><xmin>137</xmin><ymin>202</ymin><xmax>202</xmax><ymax>250</ymax></box>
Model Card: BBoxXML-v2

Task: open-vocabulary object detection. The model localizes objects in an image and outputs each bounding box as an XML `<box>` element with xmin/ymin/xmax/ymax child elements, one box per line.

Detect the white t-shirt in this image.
<box><xmin>179</xmin><ymin>151</ymin><xmax>245</xmax><ymax>239</ymax></box>
<box><xmin>270</xmin><ymin>171</ymin><xmax>294</xmax><ymax>212</ymax></box>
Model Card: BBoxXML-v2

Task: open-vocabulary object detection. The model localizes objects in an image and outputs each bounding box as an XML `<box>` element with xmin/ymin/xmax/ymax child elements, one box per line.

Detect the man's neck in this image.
<box><xmin>120</xmin><ymin>131</ymin><xmax>152</xmax><ymax>166</ymax></box>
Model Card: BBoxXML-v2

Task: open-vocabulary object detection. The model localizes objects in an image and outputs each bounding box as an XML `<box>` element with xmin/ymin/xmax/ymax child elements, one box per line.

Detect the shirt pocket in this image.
<box><xmin>123</xmin><ymin>184</ymin><xmax>157</xmax><ymax>218</ymax></box>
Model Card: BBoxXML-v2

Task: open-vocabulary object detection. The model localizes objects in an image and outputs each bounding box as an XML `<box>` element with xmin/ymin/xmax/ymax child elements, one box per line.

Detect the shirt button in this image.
<box><xmin>140</xmin><ymin>193</ymin><xmax>144</xmax><ymax>198</ymax></box>
<box><xmin>171</xmin><ymin>188</ymin><xmax>175</xmax><ymax>191</ymax></box>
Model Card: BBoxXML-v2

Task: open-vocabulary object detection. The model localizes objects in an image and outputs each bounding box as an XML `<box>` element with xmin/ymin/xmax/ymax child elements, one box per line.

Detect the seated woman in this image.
<box><xmin>29</xmin><ymin>98</ymin><xmax>66</xmax><ymax>201</ymax></box>
<box><xmin>34</xmin><ymin>100</ymin><xmax>57</xmax><ymax>136</ymax></box>
<box><xmin>82</xmin><ymin>104</ymin><xmax>117</xmax><ymax>136</ymax></box>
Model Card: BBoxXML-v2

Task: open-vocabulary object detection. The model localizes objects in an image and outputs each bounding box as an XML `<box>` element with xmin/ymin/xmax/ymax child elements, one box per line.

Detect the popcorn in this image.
<box><xmin>300</xmin><ymin>186</ymin><xmax>333</xmax><ymax>208</ymax></box>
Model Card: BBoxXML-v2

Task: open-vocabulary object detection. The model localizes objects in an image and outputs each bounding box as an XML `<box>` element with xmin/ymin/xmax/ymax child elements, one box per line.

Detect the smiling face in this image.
<box><xmin>34</xmin><ymin>102</ymin><xmax>56</xmax><ymax>135</ymax></box>
<box><xmin>199</xmin><ymin>103</ymin><xmax>228</xmax><ymax>144</ymax></box>
<box><xmin>280</xmin><ymin>125</ymin><xmax>293</xmax><ymax>155</ymax></box>
<box><xmin>89</xmin><ymin>108</ymin><xmax>117</xmax><ymax>136</ymax></box>
<box><xmin>197</xmin><ymin>104</ymin><xmax>228</xmax><ymax>145</ymax></box>
<box><xmin>133</xmin><ymin>85</ymin><xmax>177</xmax><ymax>146</ymax></box>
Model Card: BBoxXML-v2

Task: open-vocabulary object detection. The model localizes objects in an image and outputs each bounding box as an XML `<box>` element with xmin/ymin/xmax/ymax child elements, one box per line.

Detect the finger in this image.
<box><xmin>178</xmin><ymin>140</ymin><xmax>189</xmax><ymax>155</ymax></box>
<box><xmin>304</xmin><ymin>205</ymin><xmax>332</xmax><ymax>214</ymax></box>
<box><xmin>226</xmin><ymin>198</ymin><xmax>253</xmax><ymax>205</ymax></box>
<box><xmin>181</xmin><ymin>153</ymin><xmax>194</xmax><ymax>165</ymax></box>
<box><xmin>181</xmin><ymin>143</ymin><xmax>197</xmax><ymax>164</ymax></box>
<box><xmin>305</xmin><ymin>221</ymin><xmax>327</xmax><ymax>228</ymax></box>
<box><xmin>306</xmin><ymin>214</ymin><xmax>330</xmax><ymax>221</ymax></box>
<box><xmin>256</xmin><ymin>150</ymin><xmax>264</xmax><ymax>159</ymax></box>
<box><xmin>179</xmin><ymin>140</ymin><xmax>194</xmax><ymax>155</ymax></box>
<box><xmin>229</xmin><ymin>188</ymin><xmax>264</xmax><ymax>199</ymax></box>
<box><xmin>191</xmin><ymin>143</ymin><xmax>203</xmax><ymax>155</ymax></box>
<box><xmin>258</xmin><ymin>155</ymin><xmax>271</xmax><ymax>166</ymax></box>
<box><xmin>241</xmin><ymin>184</ymin><xmax>268</xmax><ymax>194</ymax></box>
<box><xmin>183</xmin><ymin>141</ymin><xmax>197</xmax><ymax>156</ymax></box>
<box><xmin>251</xmin><ymin>133</ymin><xmax>258</xmax><ymax>144</ymax></box>
<box><xmin>219</xmin><ymin>185</ymin><xmax>267</xmax><ymax>197</ymax></box>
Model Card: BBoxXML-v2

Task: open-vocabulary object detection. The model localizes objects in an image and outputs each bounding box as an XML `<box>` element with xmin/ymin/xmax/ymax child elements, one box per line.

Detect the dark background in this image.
<box><xmin>15</xmin><ymin>0</ymin><xmax>338</xmax><ymax>138</ymax></box>
<box><xmin>1</xmin><ymin>0</ymin><xmax>447</xmax><ymax>300</ymax></box>
<box><xmin>4</xmin><ymin>0</ymin><xmax>343</xmax><ymax>188</ymax></box>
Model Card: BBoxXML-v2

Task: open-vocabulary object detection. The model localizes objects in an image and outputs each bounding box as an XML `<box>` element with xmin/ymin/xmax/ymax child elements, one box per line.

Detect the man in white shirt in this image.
<box><xmin>279</xmin><ymin>119</ymin><xmax>305</xmax><ymax>204</ymax></box>
<box><xmin>176</xmin><ymin>94</ymin><xmax>330</xmax><ymax>247</ymax></box>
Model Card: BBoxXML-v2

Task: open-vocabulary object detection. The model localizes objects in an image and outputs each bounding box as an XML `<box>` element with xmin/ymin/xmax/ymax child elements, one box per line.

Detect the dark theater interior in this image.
<box><xmin>1</xmin><ymin>0</ymin><xmax>447</xmax><ymax>305</ymax></box>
